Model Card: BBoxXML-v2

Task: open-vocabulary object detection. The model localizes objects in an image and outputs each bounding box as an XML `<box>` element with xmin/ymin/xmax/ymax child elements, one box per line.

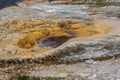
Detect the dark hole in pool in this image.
<box><xmin>37</xmin><ymin>36</ymin><xmax>72</xmax><ymax>49</ymax></box>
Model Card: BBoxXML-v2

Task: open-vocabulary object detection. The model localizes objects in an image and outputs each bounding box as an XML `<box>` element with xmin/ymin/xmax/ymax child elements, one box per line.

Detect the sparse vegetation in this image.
<box><xmin>69</xmin><ymin>0</ymin><xmax>120</xmax><ymax>7</ymax></box>
<box><xmin>8</xmin><ymin>75</ymin><xmax>65</xmax><ymax>80</ymax></box>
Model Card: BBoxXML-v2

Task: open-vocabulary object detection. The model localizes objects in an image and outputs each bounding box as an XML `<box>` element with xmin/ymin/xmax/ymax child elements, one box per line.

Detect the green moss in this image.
<box><xmin>8</xmin><ymin>75</ymin><xmax>65</xmax><ymax>80</ymax></box>
<box><xmin>8</xmin><ymin>75</ymin><xmax>29</xmax><ymax>80</ymax></box>
<box><xmin>69</xmin><ymin>0</ymin><xmax>120</xmax><ymax>7</ymax></box>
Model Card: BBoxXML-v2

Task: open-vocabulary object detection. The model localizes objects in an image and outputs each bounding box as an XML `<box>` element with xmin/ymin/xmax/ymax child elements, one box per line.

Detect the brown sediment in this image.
<box><xmin>63</xmin><ymin>19</ymin><xmax>111</xmax><ymax>37</ymax></box>
<box><xmin>21</xmin><ymin>0</ymin><xmax>48</xmax><ymax>4</ymax></box>
<box><xmin>0</xmin><ymin>18</ymin><xmax>55</xmax><ymax>33</ymax></box>
<box><xmin>17</xmin><ymin>27</ymin><xmax>71</xmax><ymax>48</ymax></box>
<box><xmin>0</xmin><ymin>47</ymin><xmax>53</xmax><ymax>58</ymax></box>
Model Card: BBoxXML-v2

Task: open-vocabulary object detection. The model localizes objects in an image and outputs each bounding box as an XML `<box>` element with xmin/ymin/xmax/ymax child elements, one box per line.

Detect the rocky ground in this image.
<box><xmin>0</xmin><ymin>1</ymin><xmax>120</xmax><ymax>80</ymax></box>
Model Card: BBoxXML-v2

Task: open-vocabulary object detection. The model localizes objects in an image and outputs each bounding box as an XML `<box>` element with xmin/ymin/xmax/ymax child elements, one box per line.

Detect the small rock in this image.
<box><xmin>112</xmin><ymin>56</ymin><xmax>116</xmax><ymax>60</ymax></box>
<box><xmin>7</xmin><ymin>51</ymin><xmax>12</xmax><ymax>54</ymax></box>
<box><xmin>2</xmin><ymin>48</ymin><xmax>6</xmax><ymax>51</ymax></box>
<box><xmin>18</xmin><ymin>59</ymin><xmax>22</xmax><ymax>63</ymax></box>
<box><xmin>39</xmin><ymin>66</ymin><xmax>44</xmax><ymax>70</ymax></box>
<box><xmin>31</xmin><ymin>55</ymin><xmax>36</xmax><ymax>59</ymax></box>
<box><xmin>34</xmin><ymin>67</ymin><xmax>39</xmax><ymax>71</ymax></box>
<box><xmin>12</xmin><ymin>70</ymin><xmax>15</xmax><ymax>73</ymax></box>
<box><xmin>11</xmin><ymin>49</ymin><xmax>17</xmax><ymax>54</ymax></box>
<box><xmin>32</xmin><ymin>46</ymin><xmax>40</xmax><ymax>52</ymax></box>
<box><xmin>24</xmin><ymin>66</ymin><xmax>27</xmax><ymax>68</ymax></box>
<box><xmin>27</xmin><ymin>71</ymin><xmax>31</xmax><ymax>74</ymax></box>
<box><xmin>30</xmin><ymin>68</ymin><xmax>33</xmax><ymax>71</ymax></box>
<box><xmin>66</xmin><ymin>74</ymin><xmax>83</xmax><ymax>80</ymax></box>
<box><xmin>18</xmin><ymin>70</ymin><xmax>21</xmax><ymax>73</ymax></box>
<box><xmin>85</xmin><ymin>59</ymin><xmax>94</xmax><ymax>64</ymax></box>
<box><xmin>5</xmin><ymin>64</ymin><xmax>8</xmax><ymax>67</ymax></box>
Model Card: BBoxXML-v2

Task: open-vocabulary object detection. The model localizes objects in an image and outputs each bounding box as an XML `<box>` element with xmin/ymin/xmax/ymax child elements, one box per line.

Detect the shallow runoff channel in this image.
<box><xmin>18</xmin><ymin>2</ymin><xmax>91</xmax><ymax>20</ymax></box>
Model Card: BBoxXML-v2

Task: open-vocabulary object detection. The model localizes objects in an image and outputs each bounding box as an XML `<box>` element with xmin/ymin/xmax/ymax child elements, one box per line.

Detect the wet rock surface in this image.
<box><xmin>55</xmin><ymin>40</ymin><xmax>120</xmax><ymax>63</ymax></box>
<box><xmin>0</xmin><ymin>2</ymin><xmax>91</xmax><ymax>20</ymax></box>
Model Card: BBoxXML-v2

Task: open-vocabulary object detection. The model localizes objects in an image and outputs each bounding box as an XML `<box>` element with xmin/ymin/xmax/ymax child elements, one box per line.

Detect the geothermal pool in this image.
<box><xmin>0</xmin><ymin>1</ymin><xmax>120</xmax><ymax>80</ymax></box>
